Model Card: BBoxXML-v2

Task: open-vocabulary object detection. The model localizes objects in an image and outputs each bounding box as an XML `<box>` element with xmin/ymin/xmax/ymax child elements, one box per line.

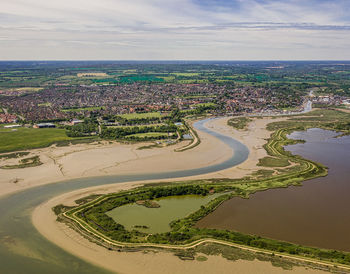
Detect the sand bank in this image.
<box><xmin>0</xmin><ymin>116</ymin><xmax>285</xmax><ymax>198</ymax></box>
<box><xmin>199</xmin><ymin>116</ymin><xmax>280</xmax><ymax>179</ymax></box>
<box><xmin>0</xmin><ymin>118</ymin><xmax>233</xmax><ymax>198</ymax></box>
<box><xmin>32</xmin><ymin>181</ymin><xmax>327</xmax><ymax>274</ymax></box>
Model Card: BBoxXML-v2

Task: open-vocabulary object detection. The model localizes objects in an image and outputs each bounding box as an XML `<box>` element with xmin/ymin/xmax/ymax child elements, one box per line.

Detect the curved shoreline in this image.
<box><xmin>0</xmin><ymin>118</ymin><xmax>236</xmax><ymax>198</ymax></box>
<box><xmin>40</xmin><ymin>127</ymin><xmax>343</xmax><ymax>271</ymax></box>
<box><xmin>0</xmin><ymin>116</ymin><xmax>270</xmax><ymax>274</ymax></box>
<box><xmin>33</xmin><ymin>193</ymin><xmax>335</xmax><ymax>274</ymax></box>
<box><xmin>30</xmin><ymin>116</ymin><xmax>324</xmax><ymax>274</ymax></box>
<box><xmin>30</xmin><ymin>109</ymin><xmax>350</xmax><ymax>274</ymax></box>
<box><xmin>1</xmin><ymin>115</ymin><xmax>280</xmax><ymax>200</ymax></box>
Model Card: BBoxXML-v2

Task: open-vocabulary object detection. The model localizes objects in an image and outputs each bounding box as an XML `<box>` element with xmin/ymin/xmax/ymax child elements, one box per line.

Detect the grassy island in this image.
<box><xmin>136</xmin><ymin>200</ymin><xmax>161</xmax><ymax>208</ymax></box>
<box><xmin>227</xmin><ymin>117</ymin><xmax>252</xmax><ymax>130</ymax></box>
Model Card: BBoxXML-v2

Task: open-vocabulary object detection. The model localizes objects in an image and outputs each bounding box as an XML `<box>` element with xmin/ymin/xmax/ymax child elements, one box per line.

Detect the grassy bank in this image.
<box><xmin>174</xmin><ymin>121</ymin><xmax>200</xmax><ymax>152</ymax></box>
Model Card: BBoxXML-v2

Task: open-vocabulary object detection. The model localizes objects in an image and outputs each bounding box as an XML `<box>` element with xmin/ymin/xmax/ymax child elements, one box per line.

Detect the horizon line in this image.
<box><xmin>1</xmin><ymin>59</ymin><xmax>350</xmax><ymax>62</ymax></box>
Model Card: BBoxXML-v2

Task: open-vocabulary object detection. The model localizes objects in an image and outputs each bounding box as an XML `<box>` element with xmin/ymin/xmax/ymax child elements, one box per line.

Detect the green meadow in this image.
<box><xmin>62</xmin><ymin>106</ymin><xmax>104</xmax><ymax>112</ymax></box>
<box><xmin>125</xmin><ymin>132</ymin><xmax>169</xmax><ymax>139</ymax></box>
<box><xmin>118</xmin><ymin>112</ymin><xmax>162</xmax><ymax>119</ymax></box>
<box><xmin>0</xmin><ymin>127</ymin><xmax>74</xmax><ymax>153</ymax></box>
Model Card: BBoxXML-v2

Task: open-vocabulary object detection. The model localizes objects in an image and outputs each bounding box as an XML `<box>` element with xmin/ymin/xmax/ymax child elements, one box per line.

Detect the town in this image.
<box><xmin>0</xmin><ymin>83</ymin><xmax>307</xmax><ymax>123</ymax></box>
<box><xmin>0</xmin><ymin>61</ymin><xmax>349</xmax><ymax>148</ymax></box>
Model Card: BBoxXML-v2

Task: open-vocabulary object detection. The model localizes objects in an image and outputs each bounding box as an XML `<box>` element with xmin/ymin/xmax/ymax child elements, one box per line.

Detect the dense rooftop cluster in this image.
<box><xmin>0</xmin><ymin>83</ymin><xmax>303</xmax><ymax>122</ymax></box>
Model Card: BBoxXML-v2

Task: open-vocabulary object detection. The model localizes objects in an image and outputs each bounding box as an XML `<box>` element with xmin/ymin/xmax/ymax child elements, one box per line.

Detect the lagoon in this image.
<box><xmin>197</xmin><ymin>128</ymin><xmax>350</xmax><ymax>251</ymax></box>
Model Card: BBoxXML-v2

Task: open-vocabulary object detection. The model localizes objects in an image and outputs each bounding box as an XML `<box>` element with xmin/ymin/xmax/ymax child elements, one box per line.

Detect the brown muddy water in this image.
<box><xmin>197</xmin><ymin>128</ymin><xmax>350</xmax><ymax>252</ymax></box>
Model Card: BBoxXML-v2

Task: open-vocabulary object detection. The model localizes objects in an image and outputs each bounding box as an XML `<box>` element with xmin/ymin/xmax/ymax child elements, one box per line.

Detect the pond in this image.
<box><xmin>107</xmin><ymin>194</ymin><xmax>221</xmax><ymax>234</ymax></box>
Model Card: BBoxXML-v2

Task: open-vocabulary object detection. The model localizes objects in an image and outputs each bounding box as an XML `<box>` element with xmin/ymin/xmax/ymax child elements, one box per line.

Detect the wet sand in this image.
<box><xmin>0</xmin><ymin>116</ymin><xmax>282</xmax><ymax>198</ymax></box>
<box><xmin>32</xmin><ymin>182</ymin><xmax>328</xmax><ymax>274</ymax></box>
<box><xmin>0</xmin><ymin>119</ymin><xmax>228</xmax><ymax>197</ymax></box>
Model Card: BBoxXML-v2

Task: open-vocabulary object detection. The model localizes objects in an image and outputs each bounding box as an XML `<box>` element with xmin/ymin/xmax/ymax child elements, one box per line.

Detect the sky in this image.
<box><xmin>0</xmin><ymin>0</ymin><xmax>349</xmax><ymax>60</ymax></box>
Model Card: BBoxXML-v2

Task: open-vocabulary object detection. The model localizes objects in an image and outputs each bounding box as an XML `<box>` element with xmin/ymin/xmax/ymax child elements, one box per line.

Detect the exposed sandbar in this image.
<box><xmin>32</xmin><ymin>180</ymin><xmax>327</xmax><ymax>274</ymax></box>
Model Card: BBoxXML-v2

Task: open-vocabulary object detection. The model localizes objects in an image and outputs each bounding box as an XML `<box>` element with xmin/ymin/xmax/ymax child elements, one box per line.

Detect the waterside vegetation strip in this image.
<box><xmin>0</xmin><ymin>155</ymin><xmax>42</xmax><ymax>169</ymax></box>
<box><xmin>54</xmin><ymin>109</ymin><xmax>350</xmax><ymax>271</ymax></box>
<box><xmin>174</xmin><ymin>121</ymin><xmax>200</xmax><ymax>152</ymax></box>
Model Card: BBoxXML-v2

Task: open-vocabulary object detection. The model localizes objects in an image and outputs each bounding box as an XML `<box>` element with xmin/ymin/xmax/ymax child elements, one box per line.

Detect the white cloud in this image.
<box><xmin>0</xmin><ymin>0</ymin><xmax>349</xmax><ymax>60</ymax></box>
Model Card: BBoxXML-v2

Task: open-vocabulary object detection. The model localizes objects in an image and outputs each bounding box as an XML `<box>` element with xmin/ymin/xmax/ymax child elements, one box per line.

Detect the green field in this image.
<box><xmin>125</xmin><ymin>132</ymin><xmax>169</xmax><ymax>139</ymax></box>
<box><xmin>0</xmin><ymin>127</ymin><xmax>76</xmax><ymax>153</ymax></box>
<box><xmin>107</xmin><ymin>123</ymin><xmax>165</xmax><ymax>129</ymax></box>
<box><xmin>118</xmin><ymin>112</ymin><xmax>162</xmax><ymax>119</ymax></box>
<box><xmin>7</xmin><ymin>87</ymin><xmax>43</xmax><ymax>93</ymax></box>
<box><xmin>118</xmin><ymin>75</ymin><xmax>164</xmax><ymax>83</ymax></box>
<box><xmin>171</xmin><ymin>72</ymin><xmax>200</xmax><ymax>77</ymax></box>
<box><xmin>62</xmin><ymin>106</ymin><xmax>104</xmax><ymax>112</ymax></box>
<box><xmin>38</xmin><ymin>102</ymin><xmax>52</xmax><ymax>107</ymax></box>
<box><xmin>159</xmin><ymin>76</ymin><xmax>176</xmax><ymax>81</ymax></box>
<box><xmin>191</xmin><ymin>102</ymin><xmax>217</xmax><ymax>108</ymax></box>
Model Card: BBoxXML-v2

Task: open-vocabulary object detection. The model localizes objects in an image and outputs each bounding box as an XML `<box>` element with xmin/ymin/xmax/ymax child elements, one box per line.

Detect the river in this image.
<box><xmin>0</xmin><ymin>118</ymin><xmax>249</xmax><ymax>274</ymax></box>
